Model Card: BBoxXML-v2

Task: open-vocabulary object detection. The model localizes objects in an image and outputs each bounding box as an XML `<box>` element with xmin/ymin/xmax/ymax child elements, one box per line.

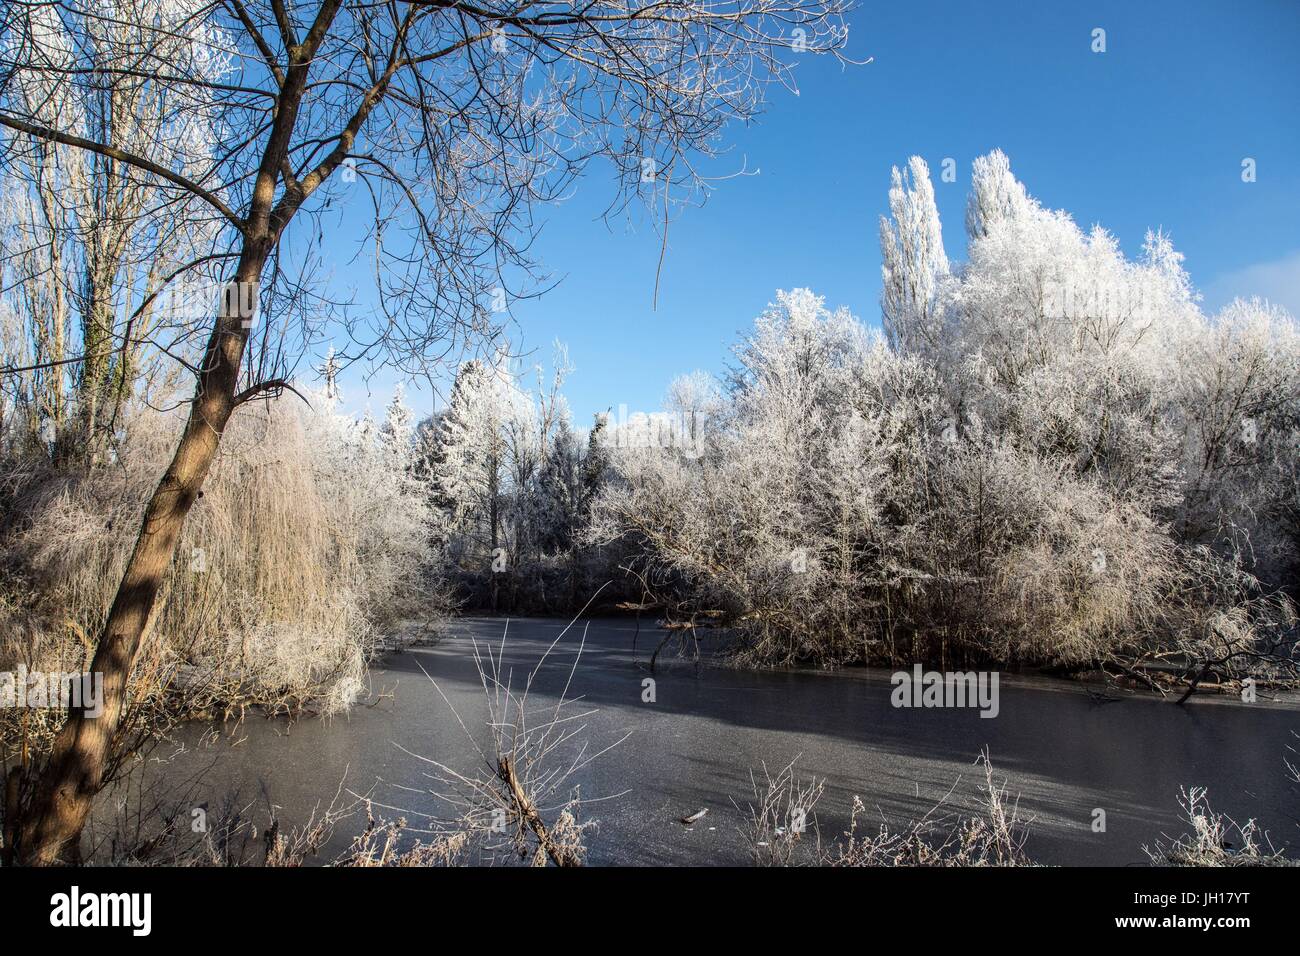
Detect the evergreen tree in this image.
<box><xmin>379</xmin><ymin>383</ymin><xmax>414</xmax><ymax>456</ymax></box>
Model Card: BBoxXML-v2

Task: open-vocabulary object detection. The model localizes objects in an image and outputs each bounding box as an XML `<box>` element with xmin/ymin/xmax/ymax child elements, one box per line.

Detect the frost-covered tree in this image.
<box><xmin>534</xmin><ymin>416</ymin><xmax>592</xmax><ymax>604</ymax></box>
<box><xmin>537</xmin><ymin>417</ymin><xmax>584</xmax><ymax>549</ymax></box>
<box><xmin>429</xmin><ymin>359</ymin><xmax>506</xmax><ymax>549</ymax></box>
<box><xmin>379</xmin><ymin>384</ymin><xmax>414</xmax><ymax>458</ymax></box>
<box><xmin>0</xmin><ymin>0</ymin><xmax>228</xmax><ymax>454</ymax></box>
<box><xmin>418</xmin><ymin>347</ymin><xmax>611</xmax><ymax>610</ymax></box>
<box><xmin>1176</xmin><ymin>297</ymin><xmax>1300</xmax><ymax>580</ymax></box>
<box><xmin>965</xmin><ymin>148</ymin><xmax>1029</xmax><ymax>240</ymax></box>
<box><xmin>318</xmin><ymin>346</ymin><xmax>340</xmax><ymax>400</ymax></box>
<box><xmin>879</xmin><ymin>157</ymin><xmax>950</xmax><ymax>358</ymax></box>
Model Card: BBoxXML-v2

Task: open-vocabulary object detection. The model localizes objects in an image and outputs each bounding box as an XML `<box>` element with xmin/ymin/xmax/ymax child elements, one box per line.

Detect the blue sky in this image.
<box><xmin>335</xmin><ymin>0</ymin><xmax>1300</xmax><ymax>427</ymax></box>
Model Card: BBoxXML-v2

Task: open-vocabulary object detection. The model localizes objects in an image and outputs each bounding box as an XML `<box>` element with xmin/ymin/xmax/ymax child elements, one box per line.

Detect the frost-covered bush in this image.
<box><xmin>593</xmin><ymin>291</ymin><xmax>925</xmax><ymax>664</ymax></box>
<box><xmin>594</xmin><ymin>291</ymin><xmax>1189</xmax><ymax>666</ymax></box>
<box><xmin>0</xmin><ymin>389</ymin><xmax>437</xmax><ymax>725</ymax></box>
<box><xmin>1143</xmin><ymin>787</ymin><xmax>1292</xmax><ymax>867</ymax></box>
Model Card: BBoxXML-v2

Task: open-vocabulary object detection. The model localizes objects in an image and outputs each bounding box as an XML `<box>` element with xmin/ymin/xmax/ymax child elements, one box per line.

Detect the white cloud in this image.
<box><xmin>1203</xmin><ymin>249</ymin><xmax>1300</xmax><ymax>319</ymax></box>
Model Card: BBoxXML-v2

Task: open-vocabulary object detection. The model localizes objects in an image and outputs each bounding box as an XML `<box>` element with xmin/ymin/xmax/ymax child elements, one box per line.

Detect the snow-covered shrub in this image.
<box><xmin>593</xmin><ymin>292</ymin><xmax>926</xmax><ymax>665</ymax></box>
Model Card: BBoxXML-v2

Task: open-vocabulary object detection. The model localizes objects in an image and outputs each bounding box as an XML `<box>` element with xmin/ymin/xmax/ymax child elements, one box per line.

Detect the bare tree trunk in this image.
<box><xmin>11</xmin><ymin>0</ymin><xmax>344</xmax><ymax>861</ymax></box>
<box><xmin>14</xmin><ymin>249</ymin><xmax>264</xmax><ymax>865</ymax></box>
<box><xmin>490</xmin><ymin>469</ymin><xmax>500</xmax><ymax>613</ymax></box>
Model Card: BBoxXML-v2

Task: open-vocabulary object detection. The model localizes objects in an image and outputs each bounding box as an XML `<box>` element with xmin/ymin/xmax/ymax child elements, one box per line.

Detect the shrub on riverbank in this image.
<box><xmin>1143</xmin><ymin>787</ymin><xmax>1294</xmax><ymax>867</ymax></box>
<box><xmin>0</xmin><ymin>390</ymin><xmax>442</xmax><ymax>754</ymax></box>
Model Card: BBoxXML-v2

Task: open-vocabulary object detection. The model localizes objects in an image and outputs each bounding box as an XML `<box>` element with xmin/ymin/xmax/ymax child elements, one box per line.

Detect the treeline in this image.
<box><xmin>593</xmin><ymin>152</ymin><xmax>1299</xmax><ymax>671</ymax></box>
<box><xmin>411</xmin><ymin>351</ymin><xmax>615</xmax><ymax>613</ymax></box>
<box><xmin>430</xmin><ymin>152</ymin><xmax>1300</xmax><ymax>677</ymax></box>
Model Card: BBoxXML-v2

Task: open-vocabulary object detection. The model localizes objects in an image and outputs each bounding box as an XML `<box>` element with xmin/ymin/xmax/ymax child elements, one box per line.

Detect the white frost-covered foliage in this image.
<box><xmin>965</xmin><ymin>149</ymin><xmax>1030</xmax><ymax>240</ymax></box>
<box><xmin>305</xmin><ymin>386</ymin><xmax>436</xmax><ymax>627</ymax></box>
<box><xmin>595</xmin><ymin>152</ymin><xmax>1299</xmax><ymax>667</ymax></box>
